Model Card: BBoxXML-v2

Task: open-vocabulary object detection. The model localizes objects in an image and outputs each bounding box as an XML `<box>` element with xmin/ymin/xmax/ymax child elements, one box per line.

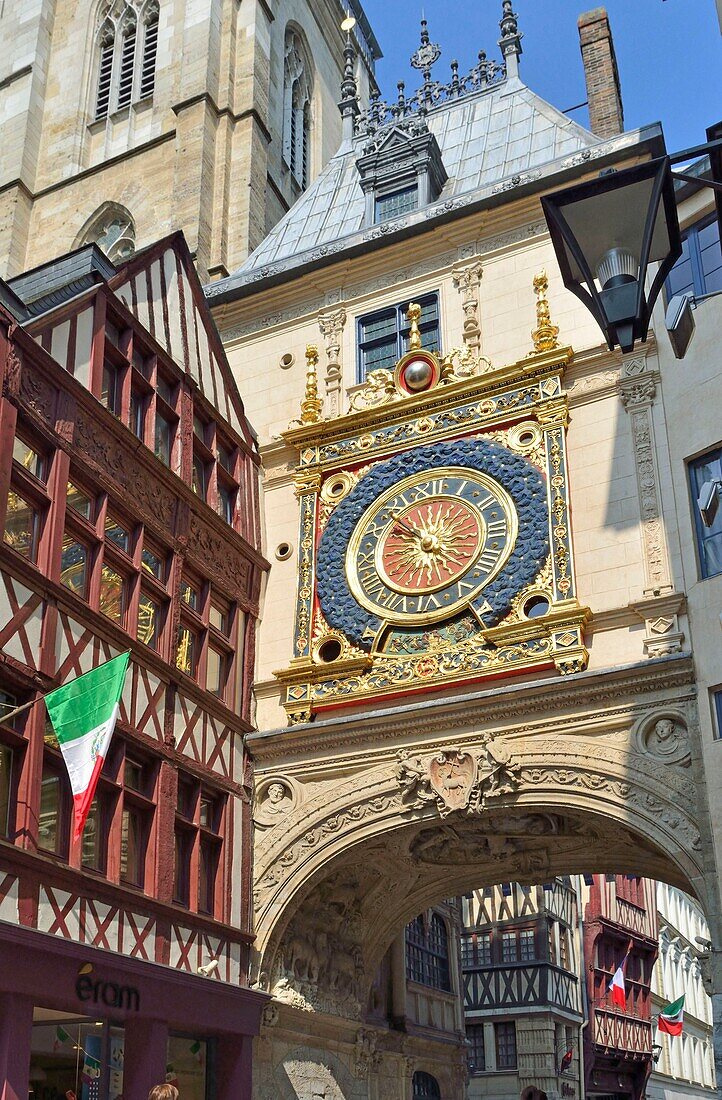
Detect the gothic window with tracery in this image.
<box><xmin>94</xmin><ymin>1</ymin><xmax>159</xmax><ymax>120</ymax></box>
<box><xmin>80</xmin><ymin>204</ymin><xmax>136</xmax><ymax>262</ymax></box>
<box><xmin>283</xmin><ymin>28</ymin><xmax>312</xmax><ymax>188</ymax></box>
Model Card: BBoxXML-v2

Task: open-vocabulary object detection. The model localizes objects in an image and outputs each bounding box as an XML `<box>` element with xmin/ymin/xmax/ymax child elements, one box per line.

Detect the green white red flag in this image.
<box><xmin>658</xmin><ymin>994</ymin><xmax>685</xmax><ymax>1036</ymax></box>
<box><xmin>45</xmin><ymin>652</ymin><xmax>130</xmax><ymax>841</ymax></box>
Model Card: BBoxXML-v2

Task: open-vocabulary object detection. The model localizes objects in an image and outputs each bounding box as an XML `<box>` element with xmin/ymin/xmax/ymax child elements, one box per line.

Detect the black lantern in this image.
<box><xmin>541</xmin><ymin>158</ymin><xmax>682</xmax><ymax>353</ymax></box>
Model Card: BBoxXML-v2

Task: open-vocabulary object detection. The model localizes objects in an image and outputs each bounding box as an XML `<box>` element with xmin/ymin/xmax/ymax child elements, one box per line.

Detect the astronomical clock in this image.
<box><xmin>276</xmin><ymin>291</ymin><xmax>590</xmax><ymax>724</ymax></box>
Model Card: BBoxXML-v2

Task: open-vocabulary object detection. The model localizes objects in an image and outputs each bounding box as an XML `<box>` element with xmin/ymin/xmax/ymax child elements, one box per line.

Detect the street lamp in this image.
<box><xmin>541</xmin><ymin>127</ymin><xmax>722</xmax><ymax>355</ymax></box>
<box><xmin>541</xmin><ymin>158</ymin><xmax>681</xmax><ymax>353</ymax></box>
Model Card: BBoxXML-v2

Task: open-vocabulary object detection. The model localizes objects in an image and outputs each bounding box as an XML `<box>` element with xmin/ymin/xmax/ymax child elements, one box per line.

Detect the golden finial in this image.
<box><xmin>531</xmin><ymin>270</ymin><xmax>560</xmax><ymax>354</ymax></box>
<box><xmin>299</xmin><ymin>344</ymin><xmax>323</xmax><ymax>424</ymax></box>
<box><xmin>407</xmin><ymin>302</ymin><xmax>422</xmax><ymax>351</ymax></box>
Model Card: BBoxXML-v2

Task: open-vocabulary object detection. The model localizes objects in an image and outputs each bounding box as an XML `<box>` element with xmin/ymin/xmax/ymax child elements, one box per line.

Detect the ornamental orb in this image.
<box><xmin>403</xmin><ymin>358</ymin><xmax>434</xmax><ymax>392</ymax></box>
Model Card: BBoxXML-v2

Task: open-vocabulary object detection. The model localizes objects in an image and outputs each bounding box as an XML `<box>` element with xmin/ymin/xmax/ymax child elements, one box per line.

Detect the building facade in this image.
<box><xmin>649</xmin><ymin>884</ymin><xmax>716</xmax><ymax>1100</ymax></box>
<box><xmin>0</xmin><ymin>233</ymin><xmax>268</xmax><ymax>1097</ymax></box>
<box><xmin>461</xmin><ymin>879</ymin><xmax>585</xmax><ymax>1100</ymax></box>
<box><xmin>205</xmin><ymin>4</ymin><xmax>722</xmax><ymax>1097</ymax></box>
<box><xmin>0</xmin><ymin>0</ymin><xmax>379</xmax><ymax>282</ymax></box>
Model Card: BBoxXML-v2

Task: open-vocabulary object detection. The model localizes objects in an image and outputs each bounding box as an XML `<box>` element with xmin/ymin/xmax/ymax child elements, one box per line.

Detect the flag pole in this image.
<box><xmin>0</xmin><ymin>697</ymin><xmax>43</xmax><ymax>726</ymax></box>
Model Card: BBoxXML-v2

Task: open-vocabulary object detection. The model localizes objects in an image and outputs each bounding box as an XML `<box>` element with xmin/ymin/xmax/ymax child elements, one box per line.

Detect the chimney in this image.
<box><xmin>578</xmin><ymin>8</ymin><xmax>624</xmax><ymax>138</ymax></box>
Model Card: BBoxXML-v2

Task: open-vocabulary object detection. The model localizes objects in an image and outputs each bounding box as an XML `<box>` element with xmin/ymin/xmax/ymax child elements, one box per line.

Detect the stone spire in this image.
<box><xmin>499</xmin><ymin>0</ymin><xmax>523</xmax><ymax>80</ymax></box>
<box><xmin>338</xmin><ymin>31</ymin><xmax>359</xmax><ymax>142</ymax></box>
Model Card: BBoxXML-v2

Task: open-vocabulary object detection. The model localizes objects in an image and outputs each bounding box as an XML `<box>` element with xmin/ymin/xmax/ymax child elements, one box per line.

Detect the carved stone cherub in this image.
<box><xmin>396</xmin><ymin>749</ymin><xmax>436</xmax><ymax>805</ymax></box>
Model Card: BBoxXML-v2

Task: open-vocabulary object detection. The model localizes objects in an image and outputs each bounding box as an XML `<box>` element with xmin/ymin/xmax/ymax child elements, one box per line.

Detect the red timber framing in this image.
<box><xmin>583</xmin><ymin>875</ymin><xmax>658</xmax><ymax>1100</ymax></box>
<box><xmin>0</xmin><ymin>234</ymin><xmax>268</xmax><ymax>991</ymax></box>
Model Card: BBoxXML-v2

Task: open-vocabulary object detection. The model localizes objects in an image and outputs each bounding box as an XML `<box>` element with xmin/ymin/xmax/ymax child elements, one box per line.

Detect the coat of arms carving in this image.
<box><xmin>429</xmin><ymin>749</ymin><xmax>476</xmax><ymax>812</ymax></box>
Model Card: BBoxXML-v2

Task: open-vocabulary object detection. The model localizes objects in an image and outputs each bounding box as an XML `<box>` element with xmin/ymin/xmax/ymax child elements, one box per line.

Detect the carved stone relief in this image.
<box><xmin>396</xmin><ymin>737</ymin><xmax>520</xmax><ymax>817</ymax></box>
<box><xmin>633</xmin><ymin>713</ymin><xmax>691</xmax><ymax>766</ymax></box>
<box><xmin>451</xmin><ymin>261</ymin><xmax>483</xmax><ymax>350</ymax></box>
<box><xmin>255</xmin><ymin>776</ymin><xmax>298</xmax><ymax>829</ymax></box>
<box><xmin>318</xmin><ymin>309</ymin><xmax>346</xmax><ymax>418</ymax></box>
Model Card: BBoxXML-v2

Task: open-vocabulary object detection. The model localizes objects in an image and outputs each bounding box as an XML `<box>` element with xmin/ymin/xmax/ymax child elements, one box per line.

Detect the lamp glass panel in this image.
<box><xmin>558</xmin><ymin>171</ymin><xmax>674</xmax><ymax>286</ymax></box>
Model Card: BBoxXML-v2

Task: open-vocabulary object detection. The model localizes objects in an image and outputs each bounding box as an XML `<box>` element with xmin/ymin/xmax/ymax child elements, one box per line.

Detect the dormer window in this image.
<box><xmin>375</xmin><ymin>185</ymin><xmax>418</xmax><ymax>223</ymax></box>
<box><xmin>356</xmin><ymin>117</ymin><xmax>447</xmax><ymax>227</ymax></box>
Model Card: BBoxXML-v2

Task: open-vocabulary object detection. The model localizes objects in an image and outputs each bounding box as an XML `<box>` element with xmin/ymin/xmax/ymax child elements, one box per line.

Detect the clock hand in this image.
<box><xmin>393</xmin><ymin>518</ymin><xmax>422</xmax><ymax>541</ymax></box>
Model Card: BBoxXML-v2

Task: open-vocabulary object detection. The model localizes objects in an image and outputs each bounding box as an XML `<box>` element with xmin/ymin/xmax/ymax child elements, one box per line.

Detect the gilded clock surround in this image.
<box><xmin>276</xmin><ymin>301</ymin><xmax>590</xmax><ymax>723</ymax></box>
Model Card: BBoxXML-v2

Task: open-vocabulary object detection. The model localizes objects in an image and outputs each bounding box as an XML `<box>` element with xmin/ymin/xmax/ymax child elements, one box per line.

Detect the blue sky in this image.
<box><xmin>360</xmin><ymin>0</ymin><xmax>721</xmax><ymax>153</ymax></box>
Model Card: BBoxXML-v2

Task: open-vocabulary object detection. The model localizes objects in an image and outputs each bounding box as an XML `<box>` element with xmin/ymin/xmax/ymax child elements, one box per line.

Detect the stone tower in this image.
<box><xmin>0</xmin><ymin>0</ymin><xmax>380</xmax><ymax>281</ymax></box>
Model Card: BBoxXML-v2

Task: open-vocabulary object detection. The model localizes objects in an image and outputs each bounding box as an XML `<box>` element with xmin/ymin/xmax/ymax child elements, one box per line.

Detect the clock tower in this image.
<box><xmin>276</xmin><ymin>290</ymin><xmax>590</xmax><ymax>724</ymax></box>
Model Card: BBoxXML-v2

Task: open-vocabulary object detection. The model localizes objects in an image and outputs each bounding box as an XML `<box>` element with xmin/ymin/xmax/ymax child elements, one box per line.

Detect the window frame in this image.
<box><xmin>494</xmin><ymin>1020</ymin><xmax>518</xmax><ymax>1070</ymax></box>
<box><xmin>374</xmin><ymin>185</ymin><xmax>419</xmax><ymax>224</ymax></box>
<box><xmin>405</xmin><ymin>912</ymin><xmax>452</xmax><ymax>992</ymax></box>
<box><xmin>665</xmin><ymin>213</ymin><xmax>722</xmax><ymax>301</ymax></box>
<box><xmin>356</xmin><ymin>292</ymin><xmax>441</xmax><ymax>382</ymax></box>
<box><xmin>688</xmin><ymin>446</ymin><xmax>722</xmax><ymax>580</ymax></box>
<box><xmin>173</xmin><ymin>772</ymin><xmax>226</xmax><ymax>916</ymax></box>
<box><xmin>466</xmin><ymin>1024</ymin><xmax>486</xmax><ymax>1073</ymax></box>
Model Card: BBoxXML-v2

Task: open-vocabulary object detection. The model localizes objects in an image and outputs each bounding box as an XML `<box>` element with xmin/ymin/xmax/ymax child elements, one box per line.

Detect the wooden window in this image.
<box><xmin>405</xmin><ymin>912</ymin><xmax>451</xmax><ymax>991</ymax></box>
<box><xmin>116</xmin><ymin>19</ymin><xmax>137</xmax><ymax>109</ymax></box>
<box><xmin>174</xmin><ymin>773</ymin><xmax>226</xmax><ymax>916</ymax></box>
<box><xmin>81</xmin><ymin>791</ymin><xmax>111</xmax><ymax>873</ymax></box>
<box><xmin>119</xmin><ymin>753</ymin><xmax>154</xmax><ymax>887</ymax></box>
<box><xmin>467</xmin><ymin>1024</ymin><xmax>486</xmax><ymax>1072</ymax></box>
<box><xmin>60</xmin><ymin>534</ymin><xmax>89</xmax><ymax>598</ymax></box>
<box><xmin>502</xmin><ymin>931</ymin><xmax>518</xmax><ymax>962</ymax></box>
<box><xmin>3</xmin><ymin>492</ymin><xmax>40</xmax><ymax>561</ymax></box>
<box><xmin>38</xmin><ymin>759</ymin><xmax>70</xmax><ymax>857</ymax></box>
<box><xmin>192</xmin><ymin>452</ymin><xmax>208</xmax><ymax>501</ymax></box>
<box><xmin>95</xmin><ymin>27</ymin><xmax>115</xmax><ymax>119</ymax></box>
<box><xmin>154</xmin><ymin>411</ymin><xmax>174</xmax><ymax>466</ymax></box>
<box><xmin>101</xmin><ymin>359</ymin><xmax>122</xmax><ymax>416</ymax></box>
<box><xmin>494</xmin><ymin>1022</ymin><xmax>517</xmax><ymax>1069</ymax></box>
<box><xmin>357</xmin><ymin>292</ymin><xmax>440</xmax><ymax>381</ymax></box>
<box><xmin>3</xmin><ymin>430</ymin><xmax>50</xmax><ymax>563</ymax></box>
<box><xmin>559</xmin><ymin>926</ymin><xmax>570</xmax><ymax>970</ymax></box>
<box><xmin>139</xmin><ymin>7</ymin><xmax>158</xmax><ymax>99</ymax></box>
<box><xmin>519</xmin><ymin>928</ymin><xmax>535</xmax><ymax>962</ymax></box>
<box><xmin>0</xmin><ymin>744</ymin><xmax>13</xmax><ymax>839</ymax></box>
<box><xmin>66</xmin><ymin>481</ymin><xmax>93</xmax><ymax>521</ymax></box>
<box><xmin>12</xmin><ymin>437</ymin><xmax>45</xmax><ymax>482</ymax></box>
<box><xmin>175</xmin><ymin>580</ymin><xmax>239</xmax><ymax>701</ymax></box>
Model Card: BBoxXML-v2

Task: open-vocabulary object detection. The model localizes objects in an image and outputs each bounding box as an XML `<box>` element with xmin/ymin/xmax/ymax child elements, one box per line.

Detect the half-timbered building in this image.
<box><xmin>460</xmin><ymin>878</ymin><xmax>585</xmax><ymax>1100</ymax></box>
<box><xmin>583</xmin><ymin>875</ymin><xmax>658</xmax><ymax>1100</ymax></box>
<box><xmin>0</xmin><ymin>233</ymin><xmax>268</xmax><ymax>1099</ymax></box>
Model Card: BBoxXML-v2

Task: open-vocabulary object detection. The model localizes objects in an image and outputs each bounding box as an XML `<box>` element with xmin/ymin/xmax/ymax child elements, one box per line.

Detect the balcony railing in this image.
<box><xmin>463</xmin><ymin>961</ymin><xmax>581</xmax><ymax>1014</ymax></box>
<box><xmin>592</xmin><ymin>1008</ymin><xmax>652</xmax><ymax>1056</ymax></box>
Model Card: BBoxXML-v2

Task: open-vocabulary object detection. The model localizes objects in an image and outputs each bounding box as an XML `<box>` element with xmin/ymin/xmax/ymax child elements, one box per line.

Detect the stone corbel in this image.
<box><xmin>318</xmin><ymin>308</ymin><xmax>347</xmax><ymax>417</ymax></box>
<box><xmin>629</xmin><ymin>593</ymin><xmax>686</xmax><ymax>658</ymax></box>
<box><xmin>451</xmin><ymin>261</ymin><xmax>483</xmax><ymax>350</ymax></box>
<box><xmin>617</xmin><ymin>350</ymin><xmax>673</xmax><ymax>597</ymax></box>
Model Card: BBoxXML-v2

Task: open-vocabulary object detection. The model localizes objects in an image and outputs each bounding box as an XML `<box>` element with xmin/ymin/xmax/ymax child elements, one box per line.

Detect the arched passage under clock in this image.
<box><xmin>249</xmin><ymin>654</ymin><xmax>722</xmax><ymax>1100</ymax></box>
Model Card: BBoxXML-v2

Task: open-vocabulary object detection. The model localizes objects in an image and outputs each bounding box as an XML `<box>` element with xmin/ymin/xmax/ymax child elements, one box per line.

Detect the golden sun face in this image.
<box><xmin>379</xmin><ymin>499</ymin><xmax>483</xmax><ymax>593</ymax></box>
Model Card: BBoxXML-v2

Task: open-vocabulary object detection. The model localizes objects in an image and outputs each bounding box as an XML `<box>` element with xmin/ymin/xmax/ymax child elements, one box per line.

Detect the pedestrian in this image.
<box><xmin>148</xmin><ymin>1086</ymin><xmax>179</xmax><ymax>1100</ymax></box>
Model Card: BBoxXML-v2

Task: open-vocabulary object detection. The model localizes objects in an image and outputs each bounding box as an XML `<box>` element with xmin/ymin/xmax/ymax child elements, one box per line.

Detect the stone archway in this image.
<box><xmin>249</xmin><ymin>655</ymin><xmax>721</xmax><ymax>1098</ymax></box>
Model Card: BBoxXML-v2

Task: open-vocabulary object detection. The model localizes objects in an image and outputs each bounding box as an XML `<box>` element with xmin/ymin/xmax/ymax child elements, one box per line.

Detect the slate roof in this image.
<box><xmin>208</xmin><ymin>73</ymin><xmax>628</xmax><ymax>302</ymax></box>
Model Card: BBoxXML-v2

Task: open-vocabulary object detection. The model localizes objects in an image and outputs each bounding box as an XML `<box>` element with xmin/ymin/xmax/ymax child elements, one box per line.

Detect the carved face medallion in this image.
<box><xmin>429</xmin><ymin>749</ymin><xmax>476</xmax><ymax>812</ymax></box>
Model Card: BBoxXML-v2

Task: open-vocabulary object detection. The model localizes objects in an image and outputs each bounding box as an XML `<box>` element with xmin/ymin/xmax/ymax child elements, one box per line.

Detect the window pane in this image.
<box><xmin>100</xmin><ymin>563</ymin><xmax>125</xmax><ymax>622</ymax></box>
<box><xmin>209</xmin><ymin>604</ymin><xmax>227</xmax><ymax>633</ymax></box>
<box><xmin>105</xmin><ymin>516</ymin><xmax>130</xmax><ymax>553</ymax></box>
<box><xmin>60</xmin><ymin>535</ymin><xmax>88</xmax><ymax>596</ymax></box>
<box><xmin>520</xmin><ymin>929</ymin><xmax>535</xmax><ymax>961</ymax></box>
<box><xmin>174</xmin><ymin>829</ymin><xmax>191</xmax><ymax>906</ymax></box>
<box><xmin>125</xmin><ymin>758</ymin><xmax>144</xmax><ymax>791</ymax></box>
<box><xmin>375</xmin><ymin>185</ymin><xmax>418</xmax><ymax>223</ymax></box>
<box><xmin>101</xmin><ymin>362</ymin><xmax>120</xmax><ymax>414</ymax></box>
<box><xmin>155</xmin><ymin>413</ymin><xmax>172</xmax><ymax>466</ymax></box>
<box><xmin>141</xmin><ymin>547</ymin><xmax>164</xmax><ymax>579</ymax></box>
<box><xmin>192</xmin><ymin>454</ymin><xmax>206</xmax><ymax>499</ymax></box>
<box><xmin>137</xmin><ymin>592</ymin><xmax>160</xmax><ymax>649</ymax></box>
<box><xmin>120</xmin><ymin>807</ymin><xmax>143</xmax><ymax>885</ymax></box>
<box><xmin>217</xmin><ymin>443</ymin><xmax>234</xmax><ymax>473</ymax></box>
<box><xmin>130</xmin><ymin>389</ymin><xmax>146</xmax><ymax>439</ymax></box>
<box><xmin>157</xmin><ymin>374</ymin><xmax>175</xmax><ymax>406</ymax></box>
<box><xmin>467</xmin><ymin>1025</ymin><xmax>485</xmax><ymax>1071</ymax></box>
<box><xmin>181</xmin><ymin>580</ymin><xmax>198</xmax><ymax>610</ymax></box>
<box><xmin>176</xmin><ymin>626</ymin><xmax>197</xmax><ymax>676</ymax></box>
<box><xmin>495</xmin><ymin>1022</ymin><xmax>517</xmax><ymax>1069</ymax></box>
<box><xmin>39</xmin><ymin>770</ymin><xmax>61</xmax><ymax>853</ymax></box>
<box><xmin>218</xmin><ymin>483</ymin><xmax>235</xmax><ymax>525</ymax></box>
<box><xmin>3</xmin><ymin>492</ymin><xmax>38</xmax><ymax>560</ymax></box>
<box><xmin>0</xmin><ymin>746</ymin><xmax>12</xmax><ymax>837</ymax></box>
<box><xmin>206</xmin><ymin>647</ymin><xmax>224</xmax><ymax>696</ymax></box>
<box><xmin>502</xmin><ymin>932</ymin><xmax>518</xmax><ymax>962</ymax></box>
<box><xmin>360</xmin><ymin>308</ymin><xmax>396</xmax><ymax>343</ymax></box>
<box><xmin>13</xmin><ymin>438</ymin><xmax>44</xmax><ymax>480</ymax></box>
<box><xmin>66</xmin><ymin>481</ymin><xmax>92</xmax><ymax>519</ymax></box>
<box><xmin>81</xmin><ymin>798</ymin><xmax>103</xmax><ymax>870</ymax></box>
<box><xmin>198</xmin><ymin>838</ymin><xmax>218</xmax><ymax>914</ymax></box>
<box><xmin>193</xmin><ymin>414</ymin><xmax>206</xmax><ymax>440</ymax></box>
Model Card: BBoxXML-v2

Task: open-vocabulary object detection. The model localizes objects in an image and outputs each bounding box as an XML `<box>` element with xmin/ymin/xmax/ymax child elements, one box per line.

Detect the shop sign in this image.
<box><xmin>76</xmin><ymin>973</ymin><xmax>141</xmax><ymax>1011</ymax></box>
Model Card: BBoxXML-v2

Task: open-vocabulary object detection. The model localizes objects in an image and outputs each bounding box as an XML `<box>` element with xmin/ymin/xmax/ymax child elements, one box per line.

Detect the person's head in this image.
<box><xmin>148</xmin><ymin>1086</ymin><xmax>178</xmax><ymax>1100</ymax></box>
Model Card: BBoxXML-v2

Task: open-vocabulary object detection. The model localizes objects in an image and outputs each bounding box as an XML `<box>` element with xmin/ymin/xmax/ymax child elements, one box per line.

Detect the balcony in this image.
<box><xmin>592</xmin><ymin>1008</ymin><xmax>652</xmax><ymax>1057</ymax></box>
<box><xmin>463</xmin><ymin>962</ymin><xmax>581</xmax><ymax>1014</ymax></box>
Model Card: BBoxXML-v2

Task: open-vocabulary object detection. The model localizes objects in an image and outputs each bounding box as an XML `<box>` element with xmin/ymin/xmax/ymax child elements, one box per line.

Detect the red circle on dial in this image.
<box><xmin>380</xmin><ymin>499</ymin><xmax>483</xmax><ymax>593</ymax></box>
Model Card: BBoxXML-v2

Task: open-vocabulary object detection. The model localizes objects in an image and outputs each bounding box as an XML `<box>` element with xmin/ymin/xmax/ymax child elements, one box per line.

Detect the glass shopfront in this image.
<box><xmin>29</xmin><ymin>1009</ymin><xmax>208</xmax><ymax>1100</ymax></box>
